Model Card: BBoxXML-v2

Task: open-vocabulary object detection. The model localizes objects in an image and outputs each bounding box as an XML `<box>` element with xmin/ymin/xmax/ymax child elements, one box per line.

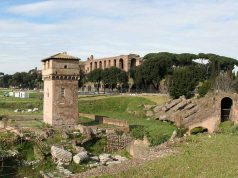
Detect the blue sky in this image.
<box><xmin>0</xmin><ymin>0</ymin><xmax>238</xmax><ymax>74</ymax></box>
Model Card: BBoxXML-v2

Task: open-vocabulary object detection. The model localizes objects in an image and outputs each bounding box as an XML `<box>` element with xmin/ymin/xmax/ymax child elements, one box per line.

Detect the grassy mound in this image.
<box><xmin>79</xmin><ymin>96</ymin><xmax>176</xmax><ymax>146</ymax></box>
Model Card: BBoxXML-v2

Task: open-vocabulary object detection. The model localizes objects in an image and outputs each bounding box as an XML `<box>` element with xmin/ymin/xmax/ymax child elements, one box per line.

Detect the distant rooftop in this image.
<box><xmin>42</xmin><ymin>52</ymin><xmax>80</xmax><ymax>62</ymax></box>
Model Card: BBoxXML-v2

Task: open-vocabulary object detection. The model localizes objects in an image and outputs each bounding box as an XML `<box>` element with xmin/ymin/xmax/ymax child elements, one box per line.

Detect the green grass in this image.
<box><xmin>0</xmin><ymin>89</ymin><xmax>43</xmax><ymax>115</ymax></box>
<box><xmin>83</xmin><ymin>137</ymin><xmax>108</xmax><ymax>155</ymax></box>
<box><xmin>101</xmin><ymin>134</ymin><xmax>238</xmax><ymax>178</ymax></box>
<box><xmin>79</xmin><ymin>96</ymin><xmax>176</xmax><ymax>146</ymax></box>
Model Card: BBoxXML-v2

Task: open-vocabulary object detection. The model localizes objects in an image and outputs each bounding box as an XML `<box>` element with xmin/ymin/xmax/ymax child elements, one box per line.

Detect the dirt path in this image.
<box><xmin>72</xmin><ymin>143</ymin><xmax>175</xmax><ymax>178</ymax></box>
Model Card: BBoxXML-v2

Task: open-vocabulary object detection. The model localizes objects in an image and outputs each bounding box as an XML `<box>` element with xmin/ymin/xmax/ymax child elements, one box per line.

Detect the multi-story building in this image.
<box><xmin>83</xmin><ymin>54</ymin><xmax>142</xmax><ymax>73</ymax></box>
<box><xmin>41</xmin><ymin>52</ymin><xmax>80</xmax><ymax>129</ymax></box>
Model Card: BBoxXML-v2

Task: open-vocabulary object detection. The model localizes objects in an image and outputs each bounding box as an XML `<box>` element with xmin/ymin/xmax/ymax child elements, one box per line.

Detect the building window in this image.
<box><xmin>64</xmin><ymin>65</ymin><xmax>68</xmax><ymax>69</ymax></box>
<box><xmin>61</xmin><ymin>87</ymin><xmax>65</xmax><ymax>97</ymax></box>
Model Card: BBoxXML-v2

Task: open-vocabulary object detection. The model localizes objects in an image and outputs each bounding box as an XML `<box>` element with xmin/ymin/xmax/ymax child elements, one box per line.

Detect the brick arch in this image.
<box><xmin>113</xmin><ymin>59</ymin><xmax>117</xmax><ymax>67</ymax></box>
<box><xmin>90</xmin><ymin>62</ymin><xmax>92</xmax><ymax>71</ymax></box>
<box><xmin>119</xmin><ymin>58</ymin><xmax>124</xmax><ymax>70</ymax></box>
<box><xmin>99</xmin><ymin>61</ymin><xmax>102</xmax><ymax>69</ymax></box>
<box><xmin>104</xmin><ymin>61</ymin><xmax>106</xmax><ymax>69</ymax></box>
<box><xmin>130</xmin><ymin>58</ymin><xmax>136</xmax><ymax>68</ymax></box>
<box><xmin>221</xmin><ymin>97</ymin><xmax>233</xmax><ymax>122</ymax></box>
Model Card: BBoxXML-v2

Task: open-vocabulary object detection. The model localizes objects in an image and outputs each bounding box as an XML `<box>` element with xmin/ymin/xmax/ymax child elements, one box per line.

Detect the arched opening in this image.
<box><xmin>190</xmin><ymin>127</ymin><xmax>208</xmax><ymax>135</ymax></box>
<box><xmin>99</xmin><ymin>61</ymin><xmax>102</xmax><ymax>69</ymax></box>
<box><xmin>114</xmin><ymin>59</ymin><xmax>117</xmax><ymax>67</ymax></box>
<box><xmin>90</xmin><ymin>62</ymin><xmax>93</xmax><ymax>71</ymax></box>
<box><xmin>221</xmin><ymin>97</ymin><xmax>233</xmax><ymax>122</ymax></box>
<box><xmin>94</xmin><ymin>62</ymin><xmax>97</xmax><ymax>69</ymax></box>
<box><xmin>104</xmin><ymin>61</ymin><xmax>106</xmax><ymax>69</ymax></box>
<box><xmin>130</xmin><ymin>58</ymin><xmax>136</xmax><ymax>69</ymax></box>
<box><xmin>119</xmin><ymin>58</ymin><xmax>124</xmax><ymax>70</ymax></box>
<box><xmin>108</xmin><ymin>60</ymin><xmax>111</xmax><ymax>67</ymax></box>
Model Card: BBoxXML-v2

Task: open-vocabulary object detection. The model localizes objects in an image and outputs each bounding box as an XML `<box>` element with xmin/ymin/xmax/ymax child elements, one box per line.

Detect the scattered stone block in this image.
<box><xmin>146</xmin><ymin>111</ymin><xmax>154</xmax><ymax>117</ymax></box>
<box><xmin>27</xmin><ymin>109</ymin><xmax>33</xmax><ymax>112</ymax></box>
<box><xmin>33</xmin><ymin>108</ymin><xmax>39</xmax><ymax>112</ymax></box>
<box><xmin>73</xmin><ymin>145</ymin><xmax>85</xmax><ymax>153</ymax></box>
<box><xmin>14</xmin><ymin>109</ymin><xmax>20</xmax><ymax>113</ymax></box>
<box><xmin>99</xmin><ymin>153</ymin><xmax>112</xmax><ymax>164</ymax></box>
<box><xmin>73</xmin><ymin>151</ymin><xmax>88</xmax><ymax>164</ymax></box>
<box><xmin>90</xmin><ymin>156</ymin><xmax>100</xmax><ymax>162</ymax></box>
<box><xmin>51</xmin><ymin>146</ymin><xmax>72</xmax><ymax>165</ymax></box>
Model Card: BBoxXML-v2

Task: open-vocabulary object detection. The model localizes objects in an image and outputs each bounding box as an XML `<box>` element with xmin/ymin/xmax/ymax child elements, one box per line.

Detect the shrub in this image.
<box><xmin>131</xmin><ymin>125</ymin><xmax>145</xmax><ymax>140</ymax></box>
<box><xmin>198</xmin><ymin>80</ymin><xmax>211</xmax><ymax>97</ymax></box>
<box><xmin>147</xmin><ymin>133</ymin><xmax>170</xmax><ymax>146</ymax></box>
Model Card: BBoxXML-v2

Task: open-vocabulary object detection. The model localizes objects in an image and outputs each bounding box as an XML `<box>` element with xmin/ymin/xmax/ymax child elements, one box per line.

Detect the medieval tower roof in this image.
<box><xmin>42</xmin><ymin>52</ymin><xmax>80</xmax><ymax>62</ymax></box>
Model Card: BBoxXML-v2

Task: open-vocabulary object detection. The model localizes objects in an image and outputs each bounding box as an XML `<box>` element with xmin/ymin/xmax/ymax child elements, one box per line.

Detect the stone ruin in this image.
<box><xmin>144</xmin><ymin>92</ymin><xmax>238</xmax><ymax>133</ymax></box>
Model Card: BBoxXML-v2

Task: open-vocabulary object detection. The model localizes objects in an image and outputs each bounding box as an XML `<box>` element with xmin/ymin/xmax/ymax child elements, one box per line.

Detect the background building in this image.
<box><xmin>84</xmin><ymin>54</ymin><xmax>142</xmax><ymax>73</ymax></box>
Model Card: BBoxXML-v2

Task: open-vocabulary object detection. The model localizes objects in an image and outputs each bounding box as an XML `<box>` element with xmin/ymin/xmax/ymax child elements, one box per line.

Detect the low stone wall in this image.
<box><xmin>95</xmin><ymin>115</ymin><xmax>128</xmax><ymax>128</ymax></box>
<box><xmin>79</xmin><ymin>113</ymin><xmax>130</xmax><ymax>132</ymax></box>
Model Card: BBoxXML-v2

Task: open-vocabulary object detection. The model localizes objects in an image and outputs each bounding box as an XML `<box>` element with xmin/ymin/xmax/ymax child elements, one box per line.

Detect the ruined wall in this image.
<box><xmin>95</xmin><ymin>115</ymin><xmax>129</xmax><ymax>130</ymax></box>
<box><xmin>84</xmin><ymin>54</ymin><xmax>141</xmax><ymax>73</ymax></box>
<box><xmin>146</xmin><ymin>92</ymin><xmax>238</xmax><ymax>133</ymax></box>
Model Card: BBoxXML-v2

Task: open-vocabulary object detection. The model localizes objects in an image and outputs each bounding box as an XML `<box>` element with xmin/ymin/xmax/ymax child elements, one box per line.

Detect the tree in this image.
<box><xmin>168</xmin><ymin>65</ymin><xmax>207</xmax><ymax>99</ymax></box>
<box><xmin>0</xmin><ymin>74</ymin><xmax>12</xmax><ymax>88</ymax></box>
<box><xmin>117</xmin><ymin>70</ymin><xmax>128</xmax><ymax>92</ymax></box>
<box><xmin>87</xmin><ymin>68</ymin><xmax>103</xmax><ymax>92</ymax></box>
<box><xmin>215</xmin><ymin>72</ymin><xmax>233</xmax><ymax>92</ymax></box>
<box><xmin>9</xmin><ymin>69</ymin><xmax>42</xmax><ymax>89</ymax></box>
<box><xmin>139</xmin><ymin>54</ymin><xmax>173</xmax><ymax>91</ymax></box>
<box><xmin>101</xmin><ymin>67</ymin><xmax>128</xmax><ymax>92</ymax></box>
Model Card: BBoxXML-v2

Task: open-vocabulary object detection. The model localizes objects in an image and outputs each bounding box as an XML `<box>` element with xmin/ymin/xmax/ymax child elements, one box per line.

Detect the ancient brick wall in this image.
<box><xmin>95</xmin><ymin>115</ymin><xmax>129</xmax><ymax>130</ymax></box>
<box><xmin>84</xmin><ymin>54</ymin><xmax>141</xmax><ymax>73</ymax></box>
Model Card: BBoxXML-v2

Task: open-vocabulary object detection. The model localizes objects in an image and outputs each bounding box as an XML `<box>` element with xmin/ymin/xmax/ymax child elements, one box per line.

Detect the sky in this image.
<box><xmin>0</xmin><ymin>0</ymin><xmax>238</xmax><ymax>74</ymax></box>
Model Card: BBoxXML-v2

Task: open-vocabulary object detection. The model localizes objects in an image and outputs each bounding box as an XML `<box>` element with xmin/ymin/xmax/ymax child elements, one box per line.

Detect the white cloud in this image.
<box><xmin>0</xmin><ymin>0</ymin><xmax>238</xmax><ymax>74</ymax></box>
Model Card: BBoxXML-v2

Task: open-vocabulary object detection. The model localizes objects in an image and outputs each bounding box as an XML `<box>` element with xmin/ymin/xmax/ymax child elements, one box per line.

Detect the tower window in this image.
<box><xmin>61</xmin><ymin>87</ymin><xmax>65</xmax><ymax>97</ymax></box>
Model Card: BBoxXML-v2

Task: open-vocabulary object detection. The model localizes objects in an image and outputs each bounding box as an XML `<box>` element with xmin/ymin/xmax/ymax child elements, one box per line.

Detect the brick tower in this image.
<box><xmin>42</xmin><ymin>52</ymin><xmax>80</xmax><ymax>129</ymax></box>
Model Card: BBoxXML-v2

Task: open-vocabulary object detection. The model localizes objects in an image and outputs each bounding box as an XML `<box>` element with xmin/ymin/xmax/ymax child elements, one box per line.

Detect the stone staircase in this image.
<box><xmin>145</xmin><ymin>94</ymin><xmax>220</xmax><ymax>130</ymax></box>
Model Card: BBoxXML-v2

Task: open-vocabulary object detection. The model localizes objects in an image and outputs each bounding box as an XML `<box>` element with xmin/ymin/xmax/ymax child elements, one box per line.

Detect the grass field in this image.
<box><xmin>79</xmin><ymin>95</ymin><xmax>176</xmax><ymax>145</ymax></box>
<box><xmin>79</xmin><ymin>94</ymin><xmax>169</xmax><ymax>105</ymax></box>
<box><xmin>0</xmin><ymin>89</ymin><xmax>43</xmax><ymax>115</ymax></box>
<box><xmin>101</xmin><ymin>133</ymin><xmax>238</xmax><ymax>178</ymax></box>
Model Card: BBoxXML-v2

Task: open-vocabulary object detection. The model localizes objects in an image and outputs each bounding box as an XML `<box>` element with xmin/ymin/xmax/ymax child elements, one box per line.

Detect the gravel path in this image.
<box><xmin>72</xmin><ymin>143</ymin><xmax>175</xmax><ymax>178</ymax></box>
